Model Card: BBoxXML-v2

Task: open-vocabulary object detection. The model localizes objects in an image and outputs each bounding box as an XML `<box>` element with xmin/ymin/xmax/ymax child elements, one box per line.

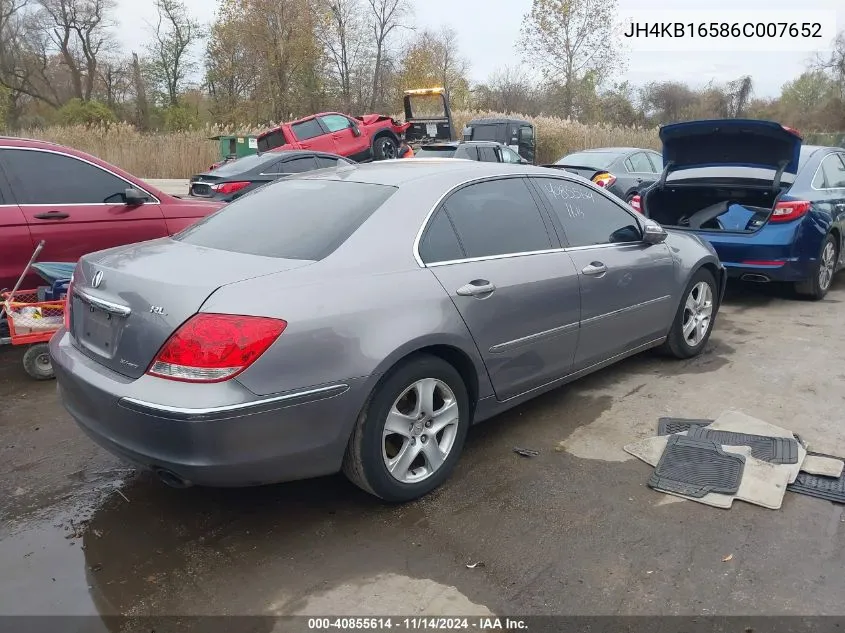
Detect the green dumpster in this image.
<box><xmin>210</xmin><ymin>134</ymin><xmax>259</xmax><ymax>162</ymax></box>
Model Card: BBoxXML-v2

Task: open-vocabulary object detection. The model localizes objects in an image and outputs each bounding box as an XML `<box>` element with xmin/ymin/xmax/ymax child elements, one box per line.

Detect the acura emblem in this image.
<box><xmin>91</xmin><ymin>271</ymin><xmax>104</xmax><ymax>288</ymax></box>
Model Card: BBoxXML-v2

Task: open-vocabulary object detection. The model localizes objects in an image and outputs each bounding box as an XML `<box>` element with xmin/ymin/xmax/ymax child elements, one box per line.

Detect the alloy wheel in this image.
<box><xmin>682</xmin><ymin>281</ymin><xmax>713</xmax><ymax>347</ymax></box>
<box><xmin>382</xmin><ymin>378</ymin><xmax>459</xmax><ymax>484</ymax></box>
<box><xmin>819</xmin><ymin>241</ymin><xmax>836</xmax><ymax>291</ymax></box>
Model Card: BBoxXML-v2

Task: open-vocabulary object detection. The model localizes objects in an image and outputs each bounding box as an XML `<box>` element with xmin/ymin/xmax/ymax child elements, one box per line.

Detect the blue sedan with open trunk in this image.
<box><xmin>636</xmin><ymin>120</ymin><xmax>845</xmax><ymax>300</ymax></box>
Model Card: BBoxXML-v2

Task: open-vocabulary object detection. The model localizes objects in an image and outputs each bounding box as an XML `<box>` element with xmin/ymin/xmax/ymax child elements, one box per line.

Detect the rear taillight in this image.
<box><xmin>592</xmin><ymin>172</ymin><xmax>616</xmax><ymax>188</ymax></box>
<box><xmin>630</xmin><ymin>194</ymin><xmax>642</xmax><ymax>213</ymax></box>
<box><xmin>148</xmin><ymin>313</ymin><xmax>287</xmax><ymax>383</ymax></box>
<box><xmin>212</xmin><ymin>181</ymin><xmax>251</xmax><ymax>195</ymax></box>
<box><xmin>63</xmin><ymin>276</ymin><xmax>74</xmax><ymax>330</ymax></box>
<box><xmin>770</xmin><ymin>200</ymin><xmax>811</xmax><ymax>223</ymax></box>
<box><xmin>782</xmin><ymin>125</ymin><xmax>802</xmax><ymax>138</ymax></box>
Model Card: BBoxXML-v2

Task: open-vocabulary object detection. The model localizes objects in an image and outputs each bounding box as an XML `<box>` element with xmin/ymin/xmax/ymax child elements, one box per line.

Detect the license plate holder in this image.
<box><xmin>76</xmin><ymin>303</ymin><xmax>121</xmax><ymax>357</ymax></box>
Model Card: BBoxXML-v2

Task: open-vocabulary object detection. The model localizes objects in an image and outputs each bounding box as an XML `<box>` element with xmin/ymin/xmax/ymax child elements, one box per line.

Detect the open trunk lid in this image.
<box><xmin>69</xmin><ymin>239</ymin><xmax>312</xmax><ymax>379</ymax></box>
<box><xmin>660</xmin><ymin>119</ymin><xmax>802</xmax><ymax>184</ymax></box>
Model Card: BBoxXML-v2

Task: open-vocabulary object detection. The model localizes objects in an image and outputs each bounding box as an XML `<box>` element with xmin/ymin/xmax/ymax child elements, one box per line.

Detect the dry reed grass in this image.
<box><xmin>15</xmin><ymin>112</ymin><xmax>660</xmax><ymax>177</ymax></box>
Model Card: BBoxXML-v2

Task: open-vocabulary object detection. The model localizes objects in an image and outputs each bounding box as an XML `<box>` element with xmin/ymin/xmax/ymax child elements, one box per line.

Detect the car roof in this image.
<box><xmin>569</xmin><ymin>147</ymin><xmax>648</xmax><ymax>154</ymax></box>
<box><xmin>419</xmin><ymin>141</ymin><xmax>503</xmax><ymax>149</ymax></box>
<box><xmin>297</xmin><ymin>158</ymin><xmax>570</xmax><ymax>188</ymax></box>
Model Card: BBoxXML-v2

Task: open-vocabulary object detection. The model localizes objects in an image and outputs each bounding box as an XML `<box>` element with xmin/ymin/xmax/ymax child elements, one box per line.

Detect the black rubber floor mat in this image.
<box><xmin>648</xmin><ymin>435</ymin><xmax>746</xmax><ymax>498</ymax></box>
<box><xmin>657</xmin><ymin>417</ymin><xmax>714</xmax><ymax>436</ymax></box>
<box><xmin>687</xmin><ymin>425</ymin><xmax>799</xmax><ymax>464</ymax></box>
<box><xmin>787</xmin><ymin>451</ymin><xmax>845</xmax><ymax>504</ymax></box>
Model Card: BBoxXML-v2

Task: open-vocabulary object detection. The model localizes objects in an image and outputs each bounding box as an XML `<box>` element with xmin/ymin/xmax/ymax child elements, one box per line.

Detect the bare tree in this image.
<box><xmin>314</xmin><ymin>0</ymin><xmax>365</xmax><ymax>110</ymax></box>
<box><xmin>519</xmin><ymin>0</ymin><xmax>619</xmax><ymax>118</ymax></box>
<box><xmin>365</xmin><ymin>0</ymin><xmax>409</xmax><ymax>110</ymax></box>
<box><xmin>131</xmin><ymin>51</ymin><xmax>149</xmax><ymax>129</ymax></box>
<box><xmin>146</xmin><ymin>0</ymin><xmax>202</xmax><ymax>106</ymax></box>
<box><xmin>38</xmin><ymin>0</ymin><xmax>114</xmax><ymax>101</ymax></box>
<box><xmin>97</xmin><ymin>54</ymin><xmax>130</xmax><ymax>108</ymax></box>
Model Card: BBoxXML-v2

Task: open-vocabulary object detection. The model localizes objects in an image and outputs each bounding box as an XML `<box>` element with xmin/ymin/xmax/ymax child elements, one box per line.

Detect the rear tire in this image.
<box><xmin>22</xmin><ymin>343</ymin><xmax>54</xmax><ymax>380</ymax></box>
<box><xmin>794</xmin><ymin>233</ymin><xmax>837</xmax><ymax>301</ymax></box>
<box><xmin>342</xmin><ymin>354</ymin><xmax>470</xmax><ymax>502</ymax></box>
<box><xmin>661</xmin><ymin>268</ymin><xmax>718</xmax><ymax>359</ymax></box>
<box><xmin>373</xmin><ymin>136</ymin><xmax>398</xmax><ymax>161</ymax></box>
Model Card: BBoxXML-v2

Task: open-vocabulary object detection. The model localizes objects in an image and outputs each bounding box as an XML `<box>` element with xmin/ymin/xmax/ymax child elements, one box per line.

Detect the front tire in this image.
<box><xmin>795</xmin><ymin>233</ymin><xmax>837</xmax><ymax>301</ymax></box>
<box><xmin>662</xmin><ymin>268</ymin><xmax>717</xmax><ymax>359</ymax></box>
<box><xmin>342</xmin><ymin>354</ymin><xmax>470</xmax><ymax>502</ymax></box>
<box><xmin>373</xmin><ymin>136</ymin><xmax>398</xmax><ymax>161</ymax></box>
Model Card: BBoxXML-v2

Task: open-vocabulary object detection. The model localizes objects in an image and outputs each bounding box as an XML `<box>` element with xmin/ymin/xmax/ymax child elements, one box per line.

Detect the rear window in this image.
<box><xmin>416</xmin><ymin>147</ymin><xmax>457</xmax><ymax>158</ymax></box>
<box><xmin>176</xmin><ymin>179</ymin><xmax>396</xmax><ymax>260</ymax></box>
<box><xmin>556</xmin><ymin>151</ymin><xmax>623</xmax><ymax>169</ymax></box>
<box><xmin>210</xmin><ymin>153</ymin><xmax>281</xmax><ymax>176</ymax></box>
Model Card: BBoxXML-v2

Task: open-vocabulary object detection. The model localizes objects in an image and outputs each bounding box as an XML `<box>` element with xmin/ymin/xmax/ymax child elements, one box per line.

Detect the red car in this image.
<box><xmin>255</xmin><ymin>112</ymin><xmax>410</xmax><ymax>162</ymax></box>
<box><xmin>0</xmin><ymin>137</ymin><xmax>223</xmax><ymax>291</ymax></box>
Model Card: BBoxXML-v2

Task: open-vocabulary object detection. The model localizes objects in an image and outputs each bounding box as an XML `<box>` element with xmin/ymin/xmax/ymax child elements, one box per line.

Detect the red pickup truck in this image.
<box><xmin>0</xmin><ymin>137</ymin><xmax>223</xmax><ymax>291</ymax></box>
<box><xmin>256</xmin><ymin>112</ymin><xmax>410</xmax><ymax>162</ymax></box>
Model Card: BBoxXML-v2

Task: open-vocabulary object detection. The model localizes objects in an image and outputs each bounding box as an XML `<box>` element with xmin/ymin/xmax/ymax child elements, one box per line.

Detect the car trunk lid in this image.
<box><xmin>189</xmin><ymin>173</ymin><xmax>224</xmax><ymax>197</ymax></box>
<box><xmin>69</xmin><ymin>239</ymin><xmax>313</xmax><ymax>379</ymax></box>
<box><xmin>660</xmin><ymin>119</ymin><xmax>802</xmax><ymax>184</ymax></box>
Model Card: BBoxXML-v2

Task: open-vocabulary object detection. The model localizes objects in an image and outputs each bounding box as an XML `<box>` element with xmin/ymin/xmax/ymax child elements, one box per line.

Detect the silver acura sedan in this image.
<box><xmin>51</xmin><ymin>159</ymin><xmax>726</xmax><ymax>502</ymax></box>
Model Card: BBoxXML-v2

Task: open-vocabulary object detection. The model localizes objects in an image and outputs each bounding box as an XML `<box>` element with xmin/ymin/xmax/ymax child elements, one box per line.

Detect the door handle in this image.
<box><xmin>582</xmin><ymin>262</ymin><xmax>607</xmax><ymax>276</ymax></box>
<box><xmin>33</xmin><ymin>211</ymin><xmax>70</xmax><ymax>220</ymax></box>
<box><xmin>456</xmin><ymin>280</ymin><xmax>496</xmax><ymax>297</ymax></box>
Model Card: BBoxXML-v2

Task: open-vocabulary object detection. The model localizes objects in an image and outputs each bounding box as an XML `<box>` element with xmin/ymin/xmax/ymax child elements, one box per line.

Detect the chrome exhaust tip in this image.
<box><xmin>155</xmin><ymin>468</ymin><xmax>193</xmax><ymax>489</ymax></box>
<box><xmin>740</xmin><ymin>273</ymin><xmax>770</xmax><ymax>283</ymax></box>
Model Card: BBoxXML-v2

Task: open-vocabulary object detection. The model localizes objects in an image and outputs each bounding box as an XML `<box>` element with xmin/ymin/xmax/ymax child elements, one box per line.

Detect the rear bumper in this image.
<box><xmin>50</xmin><ymin>330</ymin><xmax>369</xmax><ymax>487</ymax></box>
<box><xmin>723</xmin><ymin>259</ymin><xmax>814</xmax><ymax>282</ymax></box>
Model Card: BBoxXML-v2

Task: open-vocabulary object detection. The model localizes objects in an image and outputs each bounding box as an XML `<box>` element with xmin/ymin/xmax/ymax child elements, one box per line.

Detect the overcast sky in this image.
<box><xmin>114</xmin><ymin>0</ymin><xmax>842</xmax><ymax>99</ymax></box>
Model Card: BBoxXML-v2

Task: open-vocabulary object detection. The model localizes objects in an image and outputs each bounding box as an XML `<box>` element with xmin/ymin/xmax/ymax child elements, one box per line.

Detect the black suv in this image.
<box><xmin>414</xmin><ymin>141</ymin><xmax>527</xmax><ymax>163</ymax></box>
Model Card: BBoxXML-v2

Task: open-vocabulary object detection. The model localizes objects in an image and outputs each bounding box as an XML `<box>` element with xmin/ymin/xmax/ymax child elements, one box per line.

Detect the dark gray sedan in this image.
<box><xmin>51</xmin><ymin>160</ymin><xmax>726</xmax><ymax>502</ymax></box>
<box><xmin>553</xmin><ymin>147</ymin><xmax>664</xmax><ymax>204</ymax></box>
<box><xmin>189</xmin><ymin>150</ymin><xmax>354</xmax><ymax>202</ymax></box>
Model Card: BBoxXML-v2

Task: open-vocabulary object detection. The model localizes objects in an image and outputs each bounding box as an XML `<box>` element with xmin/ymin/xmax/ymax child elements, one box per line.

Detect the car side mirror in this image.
<box><xmin>351</xmin><ymin>125</ymin><xmax>362</xmax><ymax>137</ymax></box>
<box><xmin>124</xmin><ymin>188</ymin><xmax>146</xmax><ymax>205</ymax></box>
<box><xmin>642</xmin><ymin>222</ymin><xmax>668</xmax><ymax>245</ymax></box>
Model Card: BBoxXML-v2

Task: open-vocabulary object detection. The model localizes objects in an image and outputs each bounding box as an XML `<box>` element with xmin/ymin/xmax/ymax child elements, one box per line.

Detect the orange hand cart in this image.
<box><xmin>1</xmin><ymin>241</ymin><xmax>67</xmax><ymax>380</ymax></box>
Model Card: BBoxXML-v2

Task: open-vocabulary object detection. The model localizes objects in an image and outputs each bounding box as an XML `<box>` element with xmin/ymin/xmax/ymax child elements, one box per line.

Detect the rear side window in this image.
<box><xmin>257</xmin><ymin>129</ymin><xmax>287</xmax><ymax>152</ymax></box>
<box><xmin>478</xmin><ymin>146</ymin><xmax>498</xmax><ymax>162</ymax></box>
<box><xmin>291</xmin><ymin>119</ymin><xmax>324</xmax><ymax>141</ymax></box>
<box><xmin>283</xmin><ymin>156</ymin><xmax>319</xmax><ymax>173</ymax></box>
<box><xmin>819</xmin><ymin>154</ymin><xmax>845</xmax><ymax>189</ymax></box>
<box><xmin>317</xmin><ymin>156</ymin><xmax>344</xmax><ymax>168</ymax></box>
<box><xmin>176</xmin><ymin>179</ymin><xmax>396</xmax><ymax>260</ymax></box>
<box><xmin>418</xmin><ymin>209</ymin><xmax>464</xmax><ymax>263</ymax></box>
<box><xmin>0</xmin><ymin>148</ymin><xmax>144</xmax><ymax>204</ymax></box>
<box><xmin>455</xmin><ymin>145</ymin><xmax>479</xmax><ymax>160</ymax></box>
<box><xmin>627</xmin><ymin>152</ymin><xmax>653</xmax><ymax>173</ymax></box>
<box><xmin>443</xmin><ymin>178</ymin><xmax>552</xmax><ymax>258</ymax></box>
